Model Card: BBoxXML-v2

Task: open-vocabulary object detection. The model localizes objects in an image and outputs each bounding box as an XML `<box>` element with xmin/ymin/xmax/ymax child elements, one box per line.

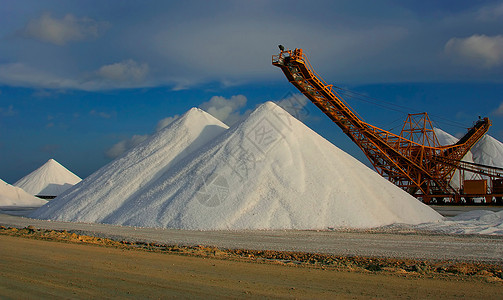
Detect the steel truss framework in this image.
<box><xmin>273</xmin><ymin>47</ymin><xmax>500</xmax><ymax>202</ymax></box>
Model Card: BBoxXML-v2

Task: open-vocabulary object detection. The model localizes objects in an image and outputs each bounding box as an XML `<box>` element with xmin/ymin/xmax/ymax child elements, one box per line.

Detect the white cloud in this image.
<box><xmin>105</xmin><ymin>134</ymin><xmax>149</xmax><ymax>159</ymax></box>
<box><xmin>4</xmin><ymin>3</ymin><xmax>503</xmax><ymax>91</ymax></box>
<box><xmin>0</xmin><ymin>62</ymin><xmax>152</xmax><ymax>91</ymax></box>
<box><xmin>275</xmin><ymin>94</ymin><xmax>310</xmax><ymax>120</ymax></box>
<box><xmin>156</xmin><ymin>115</ymin><xmax>180</xmax><ymax>131</ymax></box>
<box><xmin>97</xmin><ymin>59</ymin><xmax>149</xmax><ymax>82</ymax></box>
<box><xmin>445</xmin><ymin>34</ymin><xmax>503</xmax><ymax>68</ymax></box>
<box><xmin>492</xmin><ymin>102</ymin><xmax>503</xmax><ymax>116</ymax></box>
<box><xmin>20</xmin><ymin>13</ymin><xmax>104</xmax><ymax>45</ymax></box>
<box><xmin>477</xmin><ymin>2</ymin><xmax>503</xmax><ymax>21</ymax></box>
<box><xmin>0</xmin><ymin>63</ymin><xmax>80</xmax><ymax>89</ymax></box>
<box><xmin>199</xmin><ymin>95</ymin><xmax>249</xmax><ymax>125</ymax></box>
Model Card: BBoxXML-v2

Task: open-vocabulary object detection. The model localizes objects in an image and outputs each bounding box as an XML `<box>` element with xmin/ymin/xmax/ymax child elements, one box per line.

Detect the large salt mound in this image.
<box><xmin>471</xmin><ymin>135</ymin><xmax>503</xmax><ymax>168</ymax></box>
<box><xmin>32</xmin><ymin>102</ymin><xmax>441</xmax><ymax>229</ymax></box>
<box><xmin>0</xmin><ymin>179</ymin><xmax>47</xmax><ymax>207</ymax></box>
<box><xmin>434</xmin><ymin>128</ymin><xmax>475</xmax><ymax>163</ymax></box>
<box><xmin>433</xmin><ymin>128</ymin><xmax>475</xmax><ymax>188</ymax></box>
<box><xmin>15</xmin><ymin>159</ymin><xmax>82</xmax><ymax>197</ymax></box>
<box><xmin>433</xmin><ymin>128</ymin><xmax>503</xmax><ymax>182</ymax></box>
<box><xmin>32</xmin><ymin>108</ymin><xmax>229</xmax><ymax>221</ymax></box>
<box><xmin>434</xmin><ymin>128</ymin><xmax>503</xmax><ymax>168</ymax></box>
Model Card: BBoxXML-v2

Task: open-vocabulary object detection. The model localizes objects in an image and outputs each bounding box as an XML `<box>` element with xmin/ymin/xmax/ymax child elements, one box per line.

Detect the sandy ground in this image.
<box><xmin>1</xmin><ymin>208</ymin><xmax>502</xmax><ymax>299</ymax></box>
<box><xmin>1</xmin><ymin>234</ymin><xmax>502</xmax><ymax>299</ymax></box>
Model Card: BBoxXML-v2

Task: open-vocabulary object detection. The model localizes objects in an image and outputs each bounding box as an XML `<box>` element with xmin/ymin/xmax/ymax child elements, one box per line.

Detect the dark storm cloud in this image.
<box><xmin>0</xmin><ymin>0</ymin><xmax>502</xmax><ymax>91</ymax></box>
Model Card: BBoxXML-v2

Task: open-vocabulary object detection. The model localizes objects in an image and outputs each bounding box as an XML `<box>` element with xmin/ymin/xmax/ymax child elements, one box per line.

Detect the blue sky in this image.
<box><xmin>1</xmin><ymin>0</ymin><xmax>503</xmax><ymax>183</ymax></box>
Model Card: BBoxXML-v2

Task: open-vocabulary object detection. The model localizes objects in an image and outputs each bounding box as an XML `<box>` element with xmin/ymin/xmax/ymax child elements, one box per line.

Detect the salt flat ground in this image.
<box><xmin>0</xmin><ymin>212</ymin><xmax>501</xmax><ymax>264</ymax></box>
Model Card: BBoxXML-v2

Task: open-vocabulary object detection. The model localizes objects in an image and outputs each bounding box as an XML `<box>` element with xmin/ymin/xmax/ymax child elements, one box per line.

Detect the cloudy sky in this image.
<box><xmin>1</xmin><ymin>0</ymin><xmax>503</xmax><ymax>183</ymax></box>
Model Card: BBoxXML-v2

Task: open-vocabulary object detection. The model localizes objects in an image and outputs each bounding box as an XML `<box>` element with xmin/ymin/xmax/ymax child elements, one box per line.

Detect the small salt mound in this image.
<box><xmin>451</xmin><ymin>210</ymin><xmax>502</xmax><ymax>222</ymax></box>
<box><xmin>416</xmin><ymin>210</ymin><xmax>503</xmax><ymax>235</ymax></box>
<box><xmin>14</xmin><ymin>159</ymin><xmax>81</xmax><ymax>197</ymax></box>
<box><xmin>31</xmin><ymin>108</ymin><xmax>229</xmax><ymax>221</ymax></box>
<box><xmin>33</xmin><ymin>102</ymin><xmax>442</xmax><ymax>230</ymax></box>
<box><xmin>0</xmin><ymin>179</ymin><xmax>47</xmax><ymax>207</ymax></box>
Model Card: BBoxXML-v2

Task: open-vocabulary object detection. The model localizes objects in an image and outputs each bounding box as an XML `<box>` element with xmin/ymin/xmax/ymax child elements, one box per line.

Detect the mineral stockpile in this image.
<box><xmin>32</xmin><ymin>102</ymin><xmax>442</xmax><ymax>230</ymax></box>
<box><xmin>14</xmin><ymin>159</ymin><xmax>81</xmax><ymax>198</ymax></box>
<box><xmin>0</xmin><ymin>179</ymin><xmax>47</xmax><ymax>207</ymax></box>
<box><xmin>32</xmin><ymin>108</ymin><xmax>229</xmax><ymax>223</ymax></box>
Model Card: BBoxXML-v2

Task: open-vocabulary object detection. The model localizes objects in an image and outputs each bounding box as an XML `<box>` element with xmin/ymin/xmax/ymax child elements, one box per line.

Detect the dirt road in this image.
<box><xmin>1</xmin><ymin>235</ymin><xmax>501</xmax><ymax>299</ymax></box>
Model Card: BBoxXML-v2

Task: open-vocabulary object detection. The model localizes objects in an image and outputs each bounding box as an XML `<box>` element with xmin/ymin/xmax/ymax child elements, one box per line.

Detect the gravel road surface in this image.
<box><xmin>1</xmin><ymin>213</ymin><xmax>501</xmax><ymax>264</ymax></box>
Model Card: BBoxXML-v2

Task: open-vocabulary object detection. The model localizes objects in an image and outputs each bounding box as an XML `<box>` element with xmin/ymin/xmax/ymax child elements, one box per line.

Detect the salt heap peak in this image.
<box><xmin>15</xmin><ymin>159</ymin><xmax>81</xmax><ymax>198</ymax></box>
<box><xmin>0</xmin><ymin>179</ymin><xmax>47</xmax><ymax>207</ymax></box>
<box><xmin>433</xmin><ymin>128</ymin><xmax>503</xmax><ymax>168</ymax></box>
<box><xmin>434</xmin><ymin>128</ymin><xmax>460</xmax><ymax>146</ymax></box>
<box><xmin>33</xmin><ymin>101</ymin><xmax>442</xmax><ymax>230</ymax></box>
<box><xmin>31</xmin><ymin>107</ymin><xmax>229</xmax><ymax>222</ymax></box>
<box><xmin>433</xmin><ymin>128</ymin><xmax>476</xmax><ymax>189</ymax></box>
<box><xmin>471</xmin><ymin>135</ymin><xmax>503</xmax><ymax>167</ymax></box>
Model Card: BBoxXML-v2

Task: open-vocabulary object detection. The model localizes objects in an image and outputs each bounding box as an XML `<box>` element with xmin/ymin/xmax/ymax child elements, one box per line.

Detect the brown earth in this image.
<box><xmin>1</xmin><ymin>226</ymin><xmax>502</xmax><ymax>299</ymax></box>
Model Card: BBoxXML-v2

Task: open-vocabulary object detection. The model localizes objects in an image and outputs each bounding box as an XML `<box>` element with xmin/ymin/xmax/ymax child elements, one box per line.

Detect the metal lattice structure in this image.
<box><xmin>273</xmin><ymin>47</ymin><xmax>499</xmax><ymax>203</ymax></box>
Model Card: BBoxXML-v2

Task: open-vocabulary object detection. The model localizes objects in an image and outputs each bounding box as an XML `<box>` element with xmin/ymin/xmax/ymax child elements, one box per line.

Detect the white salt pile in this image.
<box><xmin>0</xmin><ymin>179</ymin><xmax>47</xmax><ymax>207</ymax></box>
<box><xmin>433</xmin><ymin>128</ymin><xmax>503</xmax><ymax>186</ymax></box>
<box><xmin>415</xmin><ymin>210</ymin><xmax>503</xmax><ymax>235</ymax></box>
<box><xmin>15</xmin><ymin>159</ymin><xmax>81</xmax><ymax>198</ymax></box>
<box><xmin>434</xmin><ymin>128</ymin><xmax>503</xmax><ymax>168</ymax></box>
<box><xmin>434</xmin><ymin>128</ymin><xmax>462</xmax><ymax>147</ymax></box>
<box><xmin>471</xmin><ymin>134</ymin><xmax>503</xmax><ymax>167</ymax></box>
<box><xmin>433</xmin><ymin>128</ymin><xmax>477</xmax><ymax>187</ymax></box>
<box><xmin>31</xmin><ymin>108</ymin><xmax>229</xmax><ymax>222</ymax></box>
<box><xmin>32</xmin><ymin>102</ymin><xmax>441</xmax><ymax>230</ymax></box>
